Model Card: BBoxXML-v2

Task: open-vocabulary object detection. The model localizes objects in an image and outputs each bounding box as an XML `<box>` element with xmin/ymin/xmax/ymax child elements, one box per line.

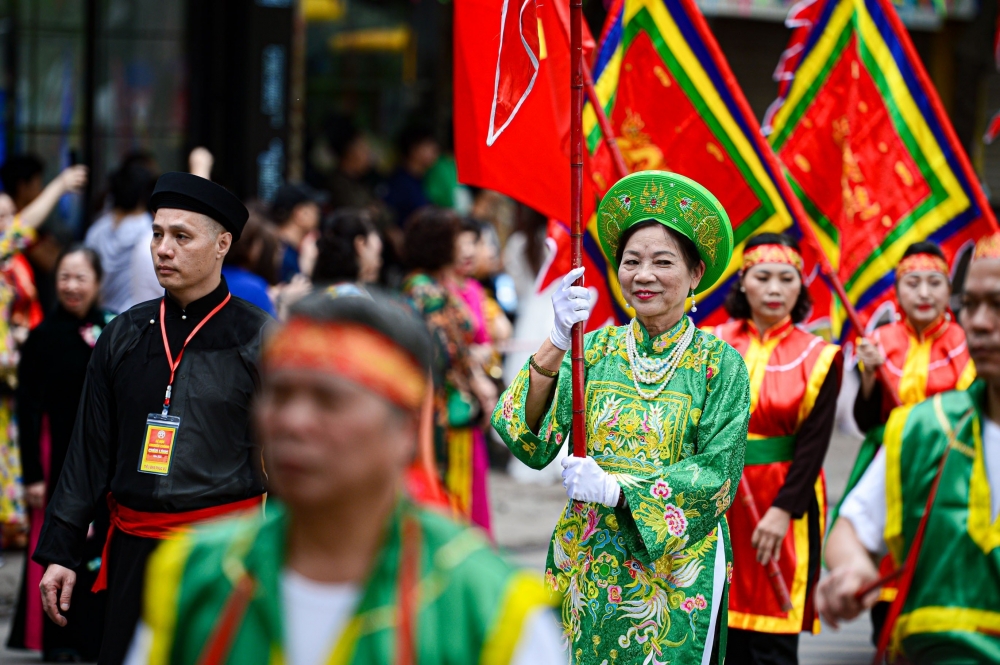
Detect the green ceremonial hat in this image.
<box><xmin>596</xmin><ymin>170</ymin><xmax>733</xmax><ymax>295</ymax></box>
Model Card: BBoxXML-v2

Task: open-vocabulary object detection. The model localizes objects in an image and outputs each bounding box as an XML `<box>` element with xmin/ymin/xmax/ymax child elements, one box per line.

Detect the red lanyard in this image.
<box><xmin>159</xmin><ymin>293</ymin><xmax>231</xmax><ymax>414</ymax></box>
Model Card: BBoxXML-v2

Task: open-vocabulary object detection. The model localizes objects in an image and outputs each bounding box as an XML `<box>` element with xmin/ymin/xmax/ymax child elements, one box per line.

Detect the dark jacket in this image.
<box><xmin>34</xmin><ymin>278</ymin><xmax>271</xmax><ymax>569</ymax></box>
<box><xmin>17</xmin><ymin>305</ymin><xmax>114</xmax><ymax>495</ymax></box>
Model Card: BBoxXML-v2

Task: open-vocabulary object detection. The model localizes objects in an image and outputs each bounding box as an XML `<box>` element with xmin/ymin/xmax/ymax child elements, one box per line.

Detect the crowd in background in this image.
<box><xmin>0</xmin><ymin>119</ymin><xmax>551</xmax><ymax>580</ymax></box>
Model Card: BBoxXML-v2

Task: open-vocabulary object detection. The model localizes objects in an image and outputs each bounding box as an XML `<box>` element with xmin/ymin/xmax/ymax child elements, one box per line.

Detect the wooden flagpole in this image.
<box><xmin>570</xmin><ymin>0</ymin><xmax>587</xmax><ymax>457</ymax></box>
<box><xmin>582</xmin><ymin>60</ymin><xmax>628</xmax><ymax>181</ymax></box>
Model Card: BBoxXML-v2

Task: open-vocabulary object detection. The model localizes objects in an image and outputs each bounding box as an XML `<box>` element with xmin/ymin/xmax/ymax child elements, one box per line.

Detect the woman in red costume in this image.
<box><xmin>853</xmin><ymin>240</ymin><xmax>973</xmax><ymax>432</ymax></box>
<box><xmin>712</xmin><ymin>233</ymin><xmax>842</xmax><ymax>665</ymax></box>
<box><xmin>848</xmin><ymin>240</ymin><xmax>972</xmax><ymax>643</ymax></box>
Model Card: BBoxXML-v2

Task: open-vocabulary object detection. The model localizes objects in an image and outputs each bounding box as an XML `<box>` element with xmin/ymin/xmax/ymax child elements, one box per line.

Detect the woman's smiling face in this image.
<box><xmin>617</xmin><ymin>224</ymin><xmax>704</xmax><ymax>329</ymax></box>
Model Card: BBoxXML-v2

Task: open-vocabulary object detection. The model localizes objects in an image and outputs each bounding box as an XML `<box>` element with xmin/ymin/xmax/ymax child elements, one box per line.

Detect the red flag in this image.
<box><xmin>768</xmin><ymin>0</ymin><xmax>998</xmax><ymax>340</ymax></box>
<box><xmin>454</xmin><ymin>0</ymin><xmax>594</xmax><ymax>222</ymax></box>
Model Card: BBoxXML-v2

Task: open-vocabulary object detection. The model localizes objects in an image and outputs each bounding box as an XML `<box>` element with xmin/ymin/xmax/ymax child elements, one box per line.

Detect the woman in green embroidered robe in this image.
<box><xmin>493</xmin><ymin>171</ymin><xmax>751</xmax><ymax>665</ymax></box>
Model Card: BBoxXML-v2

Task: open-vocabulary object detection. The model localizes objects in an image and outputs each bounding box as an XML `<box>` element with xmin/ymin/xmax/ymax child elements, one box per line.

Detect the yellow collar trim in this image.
<box><xmin>969</xmin><ymin>415</ymin><xmax>1000</xmax><ymax>554</ymax></box>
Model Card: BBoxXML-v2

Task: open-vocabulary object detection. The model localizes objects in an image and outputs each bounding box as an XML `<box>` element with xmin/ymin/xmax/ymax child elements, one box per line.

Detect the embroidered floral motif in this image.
<box><xmin>650</xmin><ymin>479</ymin><xmax>672</xmax><ymax>500</ymax></box>
<box><xmin>681</xmin><ymin>594</ymin><xmax>707</xmax><ymax>613</ymax></box>
<box><xmin>663</xmin><ymin>504</ymin><xmax>688</xmax><ymax>538</ymax></box>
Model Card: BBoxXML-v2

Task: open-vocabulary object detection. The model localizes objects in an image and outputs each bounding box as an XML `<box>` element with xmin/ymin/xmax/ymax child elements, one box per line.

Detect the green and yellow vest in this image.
<box><xmin>142</xmin><ymin>499</ymin><xmax>556</xmax><ymax>665</ymax></box>
<box><xmin>883</xmin><ymin>380</ymin><xmax>1000</xmax><ymax>663</ymax></box>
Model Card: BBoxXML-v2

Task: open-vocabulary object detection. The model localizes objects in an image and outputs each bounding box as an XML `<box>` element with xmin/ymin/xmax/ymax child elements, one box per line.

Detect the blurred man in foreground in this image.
<box><xmin>125</xmin><ymin>288</ymin><xmax>565</xmax><ymax>665</ymax></box>
<box><xmin>819</xmin><ymin>234</ymin><xmax>1000</xmax><ymax>663</ymax></box>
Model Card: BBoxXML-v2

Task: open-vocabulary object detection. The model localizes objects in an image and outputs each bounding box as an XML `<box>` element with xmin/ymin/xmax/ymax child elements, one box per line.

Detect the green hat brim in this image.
<box><xmin>596</xmin><ymin>170</ymin><xmax>734</xmax><ymax>295</ymax></box>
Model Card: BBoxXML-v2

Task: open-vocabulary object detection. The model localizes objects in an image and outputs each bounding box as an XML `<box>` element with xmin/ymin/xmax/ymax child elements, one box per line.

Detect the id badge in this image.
<box><xmin>139</xmin><ymin>414</ymin><xmax>181</xmax><ymax>475</ymax></box>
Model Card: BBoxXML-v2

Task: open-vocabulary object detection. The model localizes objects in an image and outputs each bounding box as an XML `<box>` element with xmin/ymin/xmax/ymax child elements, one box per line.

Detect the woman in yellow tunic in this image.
<box><xmin>493</xmin><ymin>171</ymin><xmax>751</xmax><ymax>665</ymax></box>
<box><xmin>711</xmin><ymin>233</ymin><xmax>842</xmax><ymax>665</ymax></box>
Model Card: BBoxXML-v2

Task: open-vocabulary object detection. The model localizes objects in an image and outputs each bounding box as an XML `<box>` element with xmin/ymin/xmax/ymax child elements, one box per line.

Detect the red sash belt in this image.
<box><xmin>93</xmin><ymin>494</ymin><xmax>264</xmax><ymax>592</ymax></box>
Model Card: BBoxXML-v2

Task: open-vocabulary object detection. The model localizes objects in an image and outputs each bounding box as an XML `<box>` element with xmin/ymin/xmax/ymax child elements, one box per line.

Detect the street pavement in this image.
<box><xmin>1</xmin><ymin>432</ymin><xmax>874</xmax><ymax>663</ymax></box>
<box><xmin>490</xmin><ymin>431</ymin><xmax>876</xmax><ymax>665</ymax></box>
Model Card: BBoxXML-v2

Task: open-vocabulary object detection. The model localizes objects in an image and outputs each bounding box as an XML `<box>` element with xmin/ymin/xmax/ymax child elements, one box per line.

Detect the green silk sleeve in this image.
<box><xmin>492</xmin><ymin>351</ymin><xmax>573</xmax><ymax>470</ymax></box>
<box><xmin>617</xmin><ymin>343</ymin><xmax>750</xmax><ymax>564</ymax></box>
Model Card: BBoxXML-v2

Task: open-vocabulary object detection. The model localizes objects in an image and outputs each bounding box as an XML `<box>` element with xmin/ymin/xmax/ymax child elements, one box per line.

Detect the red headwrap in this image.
<box><xmin>263</xmin><ymin>319</ymin><xmax>428</xmax><ymax>410</ymax></box>
<box><xmin>741</xmin><ymin>244</ymin><xmax>803</xmax><ymax>273</ymax></box>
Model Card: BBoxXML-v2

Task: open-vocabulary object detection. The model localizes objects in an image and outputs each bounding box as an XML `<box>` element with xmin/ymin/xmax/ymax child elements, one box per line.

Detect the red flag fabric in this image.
<box><xmin>454</xmin><ymin>0</ymin><xmax>594</xmax><ymax>222</ymax></box>
<box><xmin>768</xmin><ymin>0</ymin><xmax>998</xmax><ymax>340</ymax></box>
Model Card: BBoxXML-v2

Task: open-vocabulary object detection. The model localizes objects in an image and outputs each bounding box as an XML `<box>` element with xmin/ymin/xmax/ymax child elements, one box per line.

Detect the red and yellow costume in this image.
<box><xmin>853</xmin><ymin>316</ymin><xmax>974</xmax><ymax>431</ymax></box>
<box><xmin>714</xmin><ymin>317</ymin><xmax>842</xmax><ymax>634</ymax></box>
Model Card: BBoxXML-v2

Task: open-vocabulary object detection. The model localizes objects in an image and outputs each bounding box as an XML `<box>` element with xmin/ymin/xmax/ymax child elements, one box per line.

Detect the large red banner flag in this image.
<box><xmin>454</xmin><ymin>0</ymin><xmax>594</xmax><ymax>223</ymax></box>
<box><xmin>540</xmin><ymin>0</ymin><xmax>821</xmax><ymax>331</ymax></box>
<box><xmin>767</xmin><ymin>0</ymin><xmax>998</xmax><ymax>341</ymax></box>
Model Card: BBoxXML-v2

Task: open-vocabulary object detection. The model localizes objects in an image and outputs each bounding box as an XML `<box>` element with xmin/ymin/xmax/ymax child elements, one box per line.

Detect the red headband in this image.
<box><xmin>742</xmin><ymin>244</ymin><xmax>803</xmax><ymax>273</ymax></box>
<box><xmin>895</xmin><ymin>253</ymin><xmax>949</xmax><ymax>280</ymax></box>
<box><xmin>263</xmin><ymin>319</ymin><xmax>427</xmax><ymax>410</ymax></box>
<box><xmin>974</xmin><ymin>234</ymin><xmax>1000</xmax><ymax>261</ymax></box>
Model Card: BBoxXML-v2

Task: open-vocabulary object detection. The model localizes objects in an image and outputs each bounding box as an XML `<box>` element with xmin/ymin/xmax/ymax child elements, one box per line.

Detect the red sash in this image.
<box><xmin>93</xmin><ymin>494</ymin><xmax>264</xmax><ymax>592</ymax></box>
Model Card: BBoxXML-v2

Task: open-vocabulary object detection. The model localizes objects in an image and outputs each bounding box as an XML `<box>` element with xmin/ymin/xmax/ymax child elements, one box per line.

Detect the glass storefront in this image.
<box><xmin>1</xmin><ymin>0</ymin><xmax>187</xmax><ymax>231</ymax></box>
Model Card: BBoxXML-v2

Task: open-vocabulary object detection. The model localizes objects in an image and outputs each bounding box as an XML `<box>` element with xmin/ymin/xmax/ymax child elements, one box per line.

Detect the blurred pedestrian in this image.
<box><xmin>325</xmin><ymin>116</ymin><xmax>378</xmax><ymax>210</ymax></box>
<box><xmin>0</xmin><ymin>166</ymin><xmax>87</xmax><ymax>565</ymax></box>
<box><xmin>854</xmin><ymin>241</ymin><xmax>973</xmax><ymax>432</ymax></box>
<box><xmin>819</xmin><ymin>233</ymin><xmax>1000</xmax><ymax>663</ymax></box>
<box><xmin>311</xmin><ymin>208</ymin><xmax>383</xmax><ymax>286</ymax></box>
<box><xmin>0</xmin><ymin>154</ymin><xmax>45</xmax><ymax>211</ymax></box>
<box><xmin>34</xmin><ymin>173</ymin><xmax>269</xmax><ymax>665</ymax></box>
<box><xmin>8</xmin><ymin>245</ymin><xmax>111</xmax><ymax>661</ymax></box>
<box><xmin>474</xmin><ymin>221</ymin><xmax>518</xmax><ymax>325</ymax></box>
<box><xmin>492</xmin><ymin>172</ymin><xmax>749</xmax><ymax>665</ymax></box>
<box><xmin>712</xmin><ymin>233</ymin><xmax>842</xmax><ymax>664</ymax></box>
<box><xmin>2</xmin><ymin>154</ymin><xmax>79</xmax><ymax>316</ymax></box>
<box><xmin>380</xmin><ymin>125</ymin><xmax>438</xmax><ymax>226</ymax></box>
<box><xmin>85</xmin><ymin>163</ymin><xmax>156</xmax><ymax>313</ymax></box>
<box><xmin>0</xmin><ymin>161</ymin><xmax>88</xmax><ymax>329</ymax></box>
<box><xmin>124</xmin><ymin>288</ymin><xmax>563</xmax><ymax>665</ymax></box>
<box><xmin>424</xmin><ymin>125</ymin><xmax>472</xmax><ymax>214</ymax></box>
<box><xmin>402</xmin><ymin>208</ymin><xmax>496</xmax><ymax>533</ymax></box>
<box><xmin>272</xmin><ymin>183</ymin><xmax>323</xmax><ymax>283</ymax></box>
<box><xmin>451</xmin><ymin>218</ymin><xmax>490</xmax><ymax>346</ymax></box>
<box><xmin>222</xmin><ymin>211</ymin><xmax>280</xmax><ymax>317</ymax></box>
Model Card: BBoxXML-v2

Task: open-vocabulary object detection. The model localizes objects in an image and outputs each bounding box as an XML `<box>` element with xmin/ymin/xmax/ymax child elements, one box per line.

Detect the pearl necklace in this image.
<box><xmin>625</xmin><ymin>317</ymin><xmax>695</xmax><ymax>400</ymax></box>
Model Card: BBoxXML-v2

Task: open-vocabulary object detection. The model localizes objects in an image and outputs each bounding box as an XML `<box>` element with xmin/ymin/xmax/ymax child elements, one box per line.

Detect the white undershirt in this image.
<box><xmin>840</xmin><ymin>417</ymin><xmax>1000</xmax><ymax>556</ymax></box>
<box><xmin>282</xmin><ymin>570</ymin><xmax>360</xmax><ymax>665</ymax></box>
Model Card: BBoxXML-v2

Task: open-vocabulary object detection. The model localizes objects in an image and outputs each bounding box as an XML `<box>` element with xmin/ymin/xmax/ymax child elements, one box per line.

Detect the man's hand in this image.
<box><xmin>40</xmin><ymin>564</ymin><xmax>76</xmax><ymax>627</ymax></box>
<box><xmin>815</xmin><ymin>564</ymin><xmax>880</xmax><ymax>629</ymax></box>
<box><xmin>751</xmin><ymin>506</ymin><xmax>791</xmax><ymax>565</ymax></box>
<box><xmin>24</xmin><ymin>481</ymin><xmax>46</xmax><ymax>509</ymax></box>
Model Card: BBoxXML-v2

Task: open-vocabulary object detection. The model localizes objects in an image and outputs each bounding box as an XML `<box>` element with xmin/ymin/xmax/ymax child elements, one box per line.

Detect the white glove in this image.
<box><xmin>550</xmin><ymin>267</ymin><xmax>593</xmax><ymax>351</ymax></box>
<box><xmin>561</xmin><ymin>456</ymin><xmax>621</xmax><ymax>507</ymax></box>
